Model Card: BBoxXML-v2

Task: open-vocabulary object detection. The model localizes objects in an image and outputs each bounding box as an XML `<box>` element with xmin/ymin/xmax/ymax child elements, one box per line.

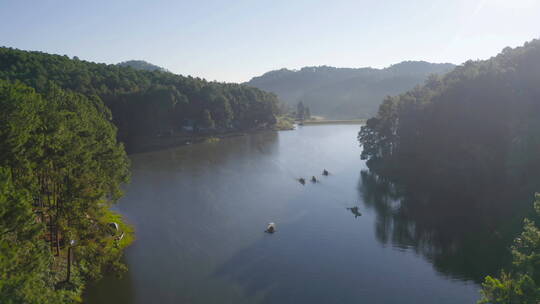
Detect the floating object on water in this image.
<box><xmin>322</xmin><ymin>169</ymin><xmax>329</xmax><ymax>176</ymax></box>
<box><xmin>298</xmin><ymin>178</ymin><xmax>306</xmax><ymax>185</ymax></box>
<box><xmin>311</xmin><ymin>176</ymin><xmax>318</xmax><ymax>183</ymax></box>
<box><xmin>265</xmin><ymin>222</ymin><xmax>276</xmax><ymax>233</ymax></box>
<box><xmin>347</xmin><ymin>207</ymin><xmax>362</xmax><ymax>218</ymax></box>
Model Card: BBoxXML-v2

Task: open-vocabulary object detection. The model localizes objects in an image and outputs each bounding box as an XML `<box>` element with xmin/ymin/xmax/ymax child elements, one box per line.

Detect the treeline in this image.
<box><xmin>117</xmin><ymin>60</ymin><xmax>168</xmax><ymax>72</ymax></box>
<box><xmin>0</xmin><ymin>47</ymin><xmax>280</xmax><ymax>151</ymax></box>
<box><xmin>359</xmin><ymin>39</ymin><xmax>540</xmax><ymax>196</ymax></box>
<box><xmin>0</xmin><ymin>80</ymin><xmax>130</xmax><ymax>302</ymax></box>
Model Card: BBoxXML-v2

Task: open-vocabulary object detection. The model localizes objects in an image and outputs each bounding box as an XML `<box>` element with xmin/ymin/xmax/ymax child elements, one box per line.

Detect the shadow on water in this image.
<box><xmin>357</xmin><ymin>169</ymin><xmax>535</xmax><ymax>283</ymax></box>
<box><xmin>83</xmin><ymin>262</ymin><xmax>136</xmax><ymax>304</ymax></box>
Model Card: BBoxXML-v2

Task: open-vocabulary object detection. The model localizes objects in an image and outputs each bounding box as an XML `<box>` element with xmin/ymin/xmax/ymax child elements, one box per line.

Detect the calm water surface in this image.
<box><xmin>85</xmin><ymin>125</ymin><xmax>480</xmax><ymax>304</ymax></box>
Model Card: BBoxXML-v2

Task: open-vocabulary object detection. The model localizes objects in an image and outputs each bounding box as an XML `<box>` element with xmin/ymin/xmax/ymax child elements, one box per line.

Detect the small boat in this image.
<box><xmin>265</xmin><ymin>222</ymin><xmax>276</xmax><ymax>233</ymax></box>
<box><xmin>298</xmin><ymin>178</ymin><xmax>306</xmax><ymax>185</ymax></box>
<box><xmin>322</xmin><ymin>169</ymin><xmax>329</xmax><ymax>176</ymax></box>
<box><xmin>347</xmin><ymin>207</ymin><xmax>362</xmax><ymax>218</ymax></box>
<box><xmin>311</xmin><ymin>176</ymin><xmax>318</xmax><ymax>183</ymax></box>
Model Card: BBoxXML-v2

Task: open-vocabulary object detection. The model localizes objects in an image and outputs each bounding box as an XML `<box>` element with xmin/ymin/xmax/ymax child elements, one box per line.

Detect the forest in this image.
<box><xmin>359</xmin><ymin>39</ymin><xmax>540</xmax><ymax>195</ymax></box>
<box><xmin>116</xmin><ymin>60</ymin><xmax>168</xmax><ymax>72</ymax></box>
<box><xmin>0</xmin><ymin>47</ymin><xmax>281</xmax><ymax>151</ymax></box>
<box><xmin>0</xmin><ymin>80</ymin><xmax>130</xmax><ymax>302</ymax></box>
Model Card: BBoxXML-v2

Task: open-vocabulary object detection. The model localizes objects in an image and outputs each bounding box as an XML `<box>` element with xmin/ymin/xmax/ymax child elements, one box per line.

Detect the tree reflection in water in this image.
<box><xmin>357</xmin><ymin>169</ymin><xmax>532</xmax><ymax>283</ymax></box>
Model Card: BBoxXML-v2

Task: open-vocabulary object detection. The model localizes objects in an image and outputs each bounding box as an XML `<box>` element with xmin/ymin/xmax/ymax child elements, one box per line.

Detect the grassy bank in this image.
<box><xmin>274</xmin><ymin>115</ymin><xmax>295</xmax><ymax>130</ymax></box>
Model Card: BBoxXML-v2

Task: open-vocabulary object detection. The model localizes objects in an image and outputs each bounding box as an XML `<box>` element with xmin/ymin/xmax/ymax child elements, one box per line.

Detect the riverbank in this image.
<box><xmin>126</xmin><ymin>129</ymin><xmax>289</xmax><ymax>154</ymax></box>
<box><xmin>300</xmin><ymin>119</ymin><xmax>366</xmax><ymax>125</ymax></box>
<box><xmin>125</xmin><ymin>116</ymin><xmax>295</xmax><ymax>154</ymax></box>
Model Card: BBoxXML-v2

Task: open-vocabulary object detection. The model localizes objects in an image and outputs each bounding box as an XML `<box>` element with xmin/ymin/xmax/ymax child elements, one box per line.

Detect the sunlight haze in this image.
<box><xmin>1</xmin><ymin>0</ymin><xmax>538</xmax><ymax>82</ymax></box>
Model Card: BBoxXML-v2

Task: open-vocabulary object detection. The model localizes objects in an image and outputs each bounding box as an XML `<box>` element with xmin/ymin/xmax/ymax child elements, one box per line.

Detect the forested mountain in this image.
<box><xmin>359</xmin><ymin>39</ymin><xmax>540</xmax><ymax>196</ymax></box>
<box><xmin>0</xmin><ymin>47</ymin><xmax>280</xmax><ymax>151</ymax></box>
<box><xmin>246</xmin><ymin>61</ymin><xmax>454</xmax><ymax>119</ymax></box>
<box><xmin>117</xmin><ymin>60</ymin><xmax>168</xmax><ymax>72</ymax></box>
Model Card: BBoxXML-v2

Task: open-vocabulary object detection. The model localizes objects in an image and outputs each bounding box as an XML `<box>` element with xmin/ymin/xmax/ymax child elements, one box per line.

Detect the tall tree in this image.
<box><xmin>297</xmin><ymin>101</ymin><xmax>305</xmax><ymax>120</ymax></box>
<box><xmin>0</xmin><ymin>80</ymin><xmax>131</xmax><ymax>301</ymax></box>
<box><xmin>0</xmin><ymin>167</ymin><xmax>64</xmax><ymax>304</ymax></box>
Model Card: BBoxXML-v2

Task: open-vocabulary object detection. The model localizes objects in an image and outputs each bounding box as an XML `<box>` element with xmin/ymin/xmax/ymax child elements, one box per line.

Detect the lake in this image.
<box><xmin>85</xmin><ymin>124</ymin><xmax>481</xmax><ymax>304</ymax></box>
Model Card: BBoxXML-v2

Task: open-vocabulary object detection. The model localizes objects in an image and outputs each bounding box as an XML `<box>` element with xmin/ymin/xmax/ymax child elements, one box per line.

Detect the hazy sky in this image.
<box><xmin>1</xmin><ymin>0</ymin><xmax>539</xmax><ymax>82</ymax></box>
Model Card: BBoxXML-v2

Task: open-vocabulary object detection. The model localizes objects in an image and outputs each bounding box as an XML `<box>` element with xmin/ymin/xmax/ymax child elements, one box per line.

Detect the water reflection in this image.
<box><xmin>357</xmin><ymin>169</ymin><xmax>527</xmax><ymax>282</ymax></box>
<box><xmin>84</xmin><ymin>264</ymin><xmax>136</xmax><ymax>304</ymax></box>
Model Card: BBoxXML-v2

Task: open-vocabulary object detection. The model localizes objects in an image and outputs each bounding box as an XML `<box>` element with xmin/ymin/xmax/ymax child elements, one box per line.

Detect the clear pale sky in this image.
<box><xmin>1</xmin><ymin>0</ymin><xmax>539</xmax><ymax>82</ymax></box>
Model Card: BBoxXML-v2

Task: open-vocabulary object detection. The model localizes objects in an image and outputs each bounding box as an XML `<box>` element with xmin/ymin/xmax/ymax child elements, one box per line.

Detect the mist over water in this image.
<box><xmin>85</xmin><ymin>125</ymin><xmax>482</xmax><ymax>304</ymax></box>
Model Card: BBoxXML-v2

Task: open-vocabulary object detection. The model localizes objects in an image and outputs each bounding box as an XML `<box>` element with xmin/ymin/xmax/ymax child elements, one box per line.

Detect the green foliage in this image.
<box><xmin>201</xmin><ymin>109</ymin><xmax>215</xmax><ymax>129</ymax></box>
<box><xmin>0</xmin><ymin>167</ymin><xmax>76</xmax><ymax>304</ymax></box>
<box><xmin>0</xmin><ymin>47</ymin><xmax>280</xmax><ymax>151</ymax></box>
<box><xmin>274</xmin><ymin>115</ymin><xmax>295</xmax><ymax>130</ymax></box>
<box><xmin>0</xmin><ymin>80</ymin><xmax>131</xmax><ymax>302</ymax></box>
<box><xmin>116</xmin><ymin>60</ymin><xmax>168</xmax><ymax>72</ymax></box>
<box><xmin>479</xmin><ymin>194</ymin><xmax>540</xmax><ymax>303</ymax></box>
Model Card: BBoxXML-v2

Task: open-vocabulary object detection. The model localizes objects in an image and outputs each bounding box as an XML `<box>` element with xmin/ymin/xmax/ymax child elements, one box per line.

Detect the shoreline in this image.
<box><xmin>126</xmin><ymin>126</ymin><xmax>293</xmax><ymax>155</ymax></box>
<box><xmin>300</xmin><ymin>119</ymin><xmax>366</xmax><ymax>125</ymax></box>
<box><xmin>124</xmin><ymin>120</ymin><xmax>366</xmax><ymax>154</ymax></box>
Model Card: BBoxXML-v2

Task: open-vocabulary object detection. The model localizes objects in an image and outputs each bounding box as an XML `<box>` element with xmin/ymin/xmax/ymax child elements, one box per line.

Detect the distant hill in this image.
<box><xmin>117</xmin><ymin>60</ymin><xmax>168</xmax><ymax>72</ymax></box>
<box><xmin>246</xmin><ymin>61</ymin><xmax>455</xmax><ymax>119</ymax></box>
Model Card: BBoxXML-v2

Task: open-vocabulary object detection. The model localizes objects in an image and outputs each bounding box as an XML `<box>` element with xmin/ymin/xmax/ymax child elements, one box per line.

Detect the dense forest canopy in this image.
<box><xmin>0</xmin><ymin>47</ymin><xmax>280</xmax><ymax>151</ymax></box>
<box><xmin>359</xmin><ymin>39</ymin><xmax>540</xmax><ymax>203</ymax></box>
<box><xmin>246</xmin><ymin>61</ymin><xmax>454</xmax><ymax>119</ymax></box>
<box><xmin>0</xmin><ymin>80</ymin><xmax>130</xmax><ymax>302</ymax></box>
<box><xmin>117</xmin><ymin>60</ymin><xmax>168</xmax><ymax>72</ymax></box>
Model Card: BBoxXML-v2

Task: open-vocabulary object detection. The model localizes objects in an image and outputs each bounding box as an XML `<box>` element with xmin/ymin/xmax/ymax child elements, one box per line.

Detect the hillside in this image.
<box><xmin>0</xmin><ymin>47</ymin><xmax>280</xmax><ymax>152</ymax></box>
<box><xmin>117</xmin><ymin>60</ymin><xmax>168</xmax><ymax>72</ymax></box>
<box><xmin>246</xmin><ymin>61</ymin><xmax>454</xmax><ymax>119</ymax></box>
